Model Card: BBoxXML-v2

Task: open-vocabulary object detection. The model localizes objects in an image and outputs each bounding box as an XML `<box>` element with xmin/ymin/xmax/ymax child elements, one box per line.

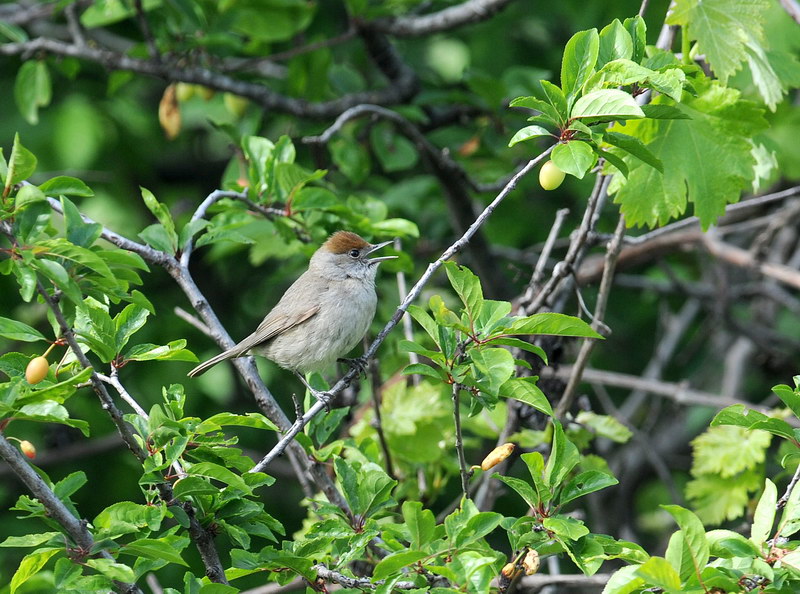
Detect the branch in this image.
<box><xmin>0</xmin><ymin>433</ymin><xmax>143</xmax><ymax>594</ymax></box>
<box><xmin>548</xmin><ymin>365</ymin><xmax>770</xmax><ymax>411</ymax></box>
<box><xmin>703</xmin><ymin>233</ymin><xmax>800</xmax><ymax>290</ymax></box>
<box><xmin>517</xmin><ymin>572</ymin><xmax>612</xmax><ymax>591</ymax></box>
<box><xmin>312</xmin><ymin>563</ymin><xmax>419</xmax><ymax>590</ymax></box>
<box><xmin>452</xmin><ymin>384</ymin><xmax>470</xmax><ymax>497</ymax></box>
<box><xmin>252</xmin><ymin>149</ymin><xmax>553</xmax><ymax>471</ymax></box>
<box><xmin>556</xmin><ymin>214</ymin><xmax>627</xmax><ymax>418</ymax></box>
<box><xmin>364</xmin><ymin>0</ymin><xmax>516</xmax><ymax>36</ymax></box>
<box><xmin>0</xmin><ymin>37</ymin><xmax>416</xmax><ymax>119</ymax></box>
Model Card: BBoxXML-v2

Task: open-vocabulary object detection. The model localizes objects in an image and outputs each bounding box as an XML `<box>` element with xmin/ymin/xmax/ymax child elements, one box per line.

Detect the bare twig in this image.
<box><xmin>368</xmin><ymin>356</ymin><xmax>396</xmax><ymax>480</ymax></box>
<box><xmin>557</xmin><ymin>214</ymin><xmax>627</xmax><ymax>418</ymax></box>
<box><xmin>365</xmin><ymin>0</ymin><xmax>514</xmax><ymax>36</ymax></box>
<box><xmin>174</xmin><ymin>306</ymin><xmax>212</xmax><ymax>336</ymax></box>
<box><xmin>133</xmin><ymin>0</ymin><xmax>159</xmax><ymax>60</ymax></box>
<box><xmin>548</xmin><ymin>366</ymin><xmax>769</xmax><ymax>411</ymax></box>
<box><xmin>395</xmin><ymin>238</ymin><xmax>420</xmax><ymax>384</ymax></box>
<box><xmin>252</xmin><ymin>150</ymin><xmax>552</xmax><ymax>471</ymax></box>
<box><xmin>452</xmin><ymin>383</ymin><xmax>470</xmax><ymax>498</ymax></box>
<box><xmin>517</xmin><ymin>572</ymin><xmax>612</xmax><ymax>591</ymax></box>
<box><xmin>778</xmin><ymin>464</ymin><xmax>800</xmax><ymax>509</ymax></box>
<box><xmin>703</xmin><ymin>233</ymin><xmax>800</xmax><ymax>290</ymax></box>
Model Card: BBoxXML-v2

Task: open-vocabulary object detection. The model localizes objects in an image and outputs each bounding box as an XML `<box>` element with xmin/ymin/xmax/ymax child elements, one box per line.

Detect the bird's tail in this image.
<box><xmin>188</xmin><ymin>347</ymin><xmax>239</xmax><ymax>377</ymax></box>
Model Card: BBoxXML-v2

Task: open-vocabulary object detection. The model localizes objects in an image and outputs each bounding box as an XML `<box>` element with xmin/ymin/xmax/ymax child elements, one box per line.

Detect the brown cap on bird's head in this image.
<box><xmin>321</xmin><ymin>231</ymin><xmax>370</xmax><ymax>254</ymax></box>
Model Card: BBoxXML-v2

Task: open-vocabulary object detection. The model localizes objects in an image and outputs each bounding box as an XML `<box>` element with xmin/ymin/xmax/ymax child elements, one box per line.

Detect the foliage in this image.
<box><xmin>0</xmin><ymin>0</ymin><xmax>798</xmax><ymax>592</ymax></box>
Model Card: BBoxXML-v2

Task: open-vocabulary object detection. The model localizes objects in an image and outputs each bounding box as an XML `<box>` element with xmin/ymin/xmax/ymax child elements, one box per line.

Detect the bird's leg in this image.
<box><xmin>337</xmin><ymin>355</ymin><xmax>369</xmax><ymax>378</ymax></box>
<box><xmin>292</xmin><ymin>370</ymin><xmax>332</xmax><ymax>411</ymax></box>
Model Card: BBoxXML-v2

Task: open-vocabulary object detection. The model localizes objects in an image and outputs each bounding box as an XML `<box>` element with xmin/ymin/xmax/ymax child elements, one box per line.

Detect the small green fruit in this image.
<box><xmin>539</xmin><ymin>160</ymin><xmax>566</xmax><ymax>191</ymax></box>
<box><xmin>175</xmin><ymin>82</ymin><xmax>195</xmax><ymax>102</ymax></box>
<box><xmin>223</xmin><ymin>93</ymin><xmax>249</xmax><ymax>118</ymax></box>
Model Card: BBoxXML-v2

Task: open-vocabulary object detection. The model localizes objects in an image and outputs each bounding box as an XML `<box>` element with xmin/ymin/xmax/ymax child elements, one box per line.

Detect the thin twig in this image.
<box><xmin>778</xmin><ymin>464</ymin><xmax>800</xmax><ymax>508</ymax></box>
<box><xmin>365</xmin><ymin>0</ymin><xmax>514</xmax><ymax>36</ymax></box>
<box><xmin>312</xmin><ymin>563</ymin><xmax>419</xmax><ymax>590</ymax></box>
<box><xmin>174</xmin><ymin>306</ymin><xmax>212</xmax><ymax>336</ymax></box>
<box><xmin>133</xmin><ymin>0</ymin><xmax>159</xmax><ymax>60</ymax></box>
<box><xmin>368</xmin><ymin>356</ymin><xmax>396</xmax><ymax>480</ymax></box>
<box><xmin>527</xmin><ymin>208</ymin><xmax>570</xmax><ymax>297</ymax></box>
<box><xmin>452</xmin><ymin>383</ymin><xmax>470</xmax><ymax>498</ymax></box>
<box><xmin>395</xmin><ymin>238</ymin><xmax>420</xmax><ymax>385</ymax></box>
<box><xmin>252</xmin><ymin>149</ymin><xmax>552</xmax><ymax>471</ymax></box>
<box><xmin>557</xmin><ymin>214</ymin><xmax>627</xmax><ymax>418</ymax></box>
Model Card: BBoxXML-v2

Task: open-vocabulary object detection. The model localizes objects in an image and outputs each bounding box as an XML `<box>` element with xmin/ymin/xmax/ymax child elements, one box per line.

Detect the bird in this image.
<box><xmin>188</xmin><ymin>231</ymin><xmax>396</xmax><ymax>403</ymax></box>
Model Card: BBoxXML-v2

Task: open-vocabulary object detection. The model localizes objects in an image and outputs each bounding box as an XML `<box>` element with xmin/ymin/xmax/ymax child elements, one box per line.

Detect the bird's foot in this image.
<box><xmin>338</xmin><ymin>355</ymin><xmax>369</xmax><ymax>378</ymax></box>
<box><xmin>293</xmin><ymin>370</ymin><xmax>333</xmax><ymax>412</ymax></box>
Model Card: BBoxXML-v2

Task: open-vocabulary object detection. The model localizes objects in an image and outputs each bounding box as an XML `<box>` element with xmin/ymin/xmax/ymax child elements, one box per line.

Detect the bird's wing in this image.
<box><xmin>230</xmin><ymin>303</ymin><xmax>320</xmax><ymax>355</ymax></box>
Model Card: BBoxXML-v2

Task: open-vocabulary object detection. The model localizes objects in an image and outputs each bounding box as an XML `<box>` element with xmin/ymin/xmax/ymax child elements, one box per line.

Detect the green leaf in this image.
<box><xmin>641</xmin><ymin>104</ymin><xmax>691</xmax><ymax>120</ymax></box>
<box><xmin>560</xmin><ymin>470</ymin><xmax>619</xmax><ymax>505</ymax></box>
<box><xmin>14</xmin><ymin>60</ymin><xmax>52</xmax><ymax>125</ymax></box>
<box><xmin>500</xmin><ymin>376</ymin><xmax>552</xmax><ymax>416</ymax></box>
<box><xmin>487</xmin><ymin>337</ymin><xmax>546</xmax><ymax>363</ymax></box>
<box><xmin>6</xmin><ymin>133</ymin><xmax>37</xmax><ymax>190</ymax></box>
<box><xmin>575</xmin><ymin>411</ymin><xmax>633</xmax><ymax>443</ymax></box>
<box><xmin>610</xmin><ymin>84</ymin><xmax>766</xmax><ymax>230</ymax></box>
<box><xmin>548</xmin><ymin>518</ymin><xmax>592</xmax><ymax>545</ymax></box>
<box><xmin>197</xmin><ymin>412</ymin><xmax>278</xmax><ymax>432</ymax></box>
<box><xmin>370</xmin><ymin>218</ymin><xmax>419</xmax><ymax>238</ymax></box>
<box><xmin>711</xmin><ymin>404</ymin><xmax>795</xmax><ymax>441</ymax></box>
<box><xmin>772</xmin><ymin>383</ymin><xmax>800</xmax><ymax>419</ymax></box>
<box><xmin>751</xmin><ymin>478</ymin><xmax>777</xmax><ymax>547</ymax></box>
<box><xmin>454</xmin><ymin>511</ymin><xmax>503</xmax><ymax>547</ymax></box>
<box><xmin>496</xmin><ymin>475</ymin><xmax>541</xmax><ymax>508</ymax></box>
<box><xmin>84</xmin><ymin>558</ymin><xmax>135</xmax><ymax>583</ymax></box>
<box><xmin>124</xmin><ymin>340</ymin><xmax>198</xmax><ymax>362</ymax></box>
<box><xmin>40</xmin><ymin>176</ymin><xmax>94</xmax><ymax>197</ymax></box>
<box><xmin>603</xmin><ymin>131</ymin><xmax>663</xmax><ymax>172</ymax></box>
<box><xmin>407</xmin><ymin>305</ymin><xmax>440</xmax><ymax>347</ymax></box>
<box><xmin>668</xmin><ymin>0</ymin><xmax>771</xmax><ymax>84</ymax></box>
<box><xmin>690</xmin><ymin>425</ymin><xmax>770</xmax><ymax>478</ymax></box>
<box><xmin>0</xmin><ymin>316</ymin><xmax>46</xmax><ymax>342</ymax></box>
<box><xmin>10</xmin><ymin>547</ymin><xmax>60</xmax><ymax>593</ymax></box>
<box><xmin>403</xmin><ymin>362</ymin><xmax>446</xmax><ymax>381</ymax></box>
<box><xmin>540</xmin><ymin>80</ymin><xmax>569</xmax><ymax>126</ymax></box>
<box><xmin>0</xmin><ymin>533</ymin><xmax>60</xmax><ymax>548</ymax></box>
<box><xmin>402</xmin><ymin>501</ymin><xmax>436</xmax><ymax>550</ymax></box>
<box><xmin>544</xmin><ymin>421</ymin><xmax>580</xmax><ymax>489</ymax></box>
<box><xmin>470</xmin><ymin>348</ymin><xmax>515</xmax><ymax>397</ymax></box>
<box><xmin>508</xmin><ymin>125</ymin><xmax>552</xmax><ymax>147</ymax></box>
<box><xmin>509</xmin><ymin>95</ymin><xmax>562</xmax><ymax>127</ymax></box>
<box><xmin>139</xmin><ymin>223</ymin><xmax>176</xmax><ymax>253</ymax></box>
<box><xmin>61</xmin><ymin>196</ymin><xmax>102</xmax><ymax>247</ymax></box>
<box><xmin>623</xmin><ymin>16</ymin><xmax>646</xmax><ymax>63</ymax></box>
<box><xmin>114</xmin><ymin>304</ymin><xmax>149</xmax><ymax>352</ymax></box>
<box><xmin>551</xmin><ymin>141</ymin><xmax>595</xmax><ymax>179</ymax></box>
<box><xmin>634</xmin><ymin>556</ymin><xmax>681</xmax><ymax>591</ymax></box>
<box><xmin>686</xmin><ymin>471</ymin><xmax>761</xmax><ymax>525</ymax></box>
<box><xmin>373</xmin><ymin>550</ymin><xmax>427</xmax><ymax>580</ymax></box>
<box><xmin>443</xmin><ymin>262</ymin><xmax>483</xmax><ymax>320</ymax></box>
<box><xmin>121</xmin><ymin>537</ymin><xmax>188</xmax><ymax>566</ymax></box>
<box><xmin>662</xmin><ymin>505</ymin><xmax>710</xmax><ymax>582</ymax></box>
<box><xmin>598</xmin><ymin>19</ymin><xmax>633</xmax><ymax>66</ymax></box>
<box><xmin>571</xmin><ymin>89</ymin><xmax>644</xmax><ymax>122</ymax></box>
<box><xmin>187</xmin><ymin>461</ymin><xmax>251</xmax><ymax>494</ymax></box>
<box><xmin>561</xmin><ymin>28</ymin><xmax>599</xmax><ymax>99</ymax></box>
<box><xmin>603</xmin><ymin>564</ymin><xmax>646</xmax><ymax>594</ymax></box>
<box><xmin>172</xmin><ymin>476</ymin><xmax>218</xmax><ymax>498</ymax></box>
<box><xmin>706</xmin><ymin>529</ymin><xmax>760</xmax><ymax>558</ymax></box>
<box><xmin>507</xmin><ymin>312</ymin><xmax>602</xmax><ymax>338</ymax></box>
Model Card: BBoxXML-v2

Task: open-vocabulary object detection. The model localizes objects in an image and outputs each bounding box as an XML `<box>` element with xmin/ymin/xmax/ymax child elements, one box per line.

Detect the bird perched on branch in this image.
<box><xmin>188</xmin><ymin>231</ymin><xmax>396</xmax><ymax>404</ymax></box>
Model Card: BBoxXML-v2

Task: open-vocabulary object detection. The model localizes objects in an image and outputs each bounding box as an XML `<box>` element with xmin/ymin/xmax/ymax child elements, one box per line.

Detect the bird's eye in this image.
<box><xmin>348</xmin><ymin>249</ymin><xmax>360</xmax><ymax>258</ymax></box>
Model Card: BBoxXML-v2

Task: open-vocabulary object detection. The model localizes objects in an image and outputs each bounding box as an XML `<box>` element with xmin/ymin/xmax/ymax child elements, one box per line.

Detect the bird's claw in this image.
<box><xmin>338</xmin><ymin>356</ymin><xmax>369</xmax><ymax>378</ymax></box>
<box><xmin>311</xmin><ymin>389</ymin><xmax>332</xmax><ymax>412</ymax></box>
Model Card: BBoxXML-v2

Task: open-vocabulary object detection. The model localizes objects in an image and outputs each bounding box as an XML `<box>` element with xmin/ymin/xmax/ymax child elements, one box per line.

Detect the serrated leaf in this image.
<box><xmin>690</xmin><ymin>425</ymin><xmax>770</xmax><ymax>478</ymax></box>
<box><xmin>668</xmin><ymin>0</ymin><xmax>771</xmax><ymax>84</ymax></box>
<box><xmin>610</xmin><ymin>83</ymin><xmax>766</xmax><ymax>229</ymax></box>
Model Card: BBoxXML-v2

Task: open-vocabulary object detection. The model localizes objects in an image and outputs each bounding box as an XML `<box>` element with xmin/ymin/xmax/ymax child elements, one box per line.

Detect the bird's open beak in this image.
<box><xmin>366</xmin><ymin>239</ymin><xmax>397</xmax><ymax>264</ymax></box>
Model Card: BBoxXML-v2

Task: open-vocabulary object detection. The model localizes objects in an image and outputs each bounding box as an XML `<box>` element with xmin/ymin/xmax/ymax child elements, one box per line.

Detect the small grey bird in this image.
<box><xmin>188</xmin><ymin>231</ymin><xmax>395</xmax><ymax>400</ymax></box>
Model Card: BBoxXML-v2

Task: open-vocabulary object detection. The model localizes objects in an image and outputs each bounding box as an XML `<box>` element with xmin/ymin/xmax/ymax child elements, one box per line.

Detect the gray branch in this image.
<box><xmin>365</xmin><ymin>0</ymin><xmax>516</xmax><ymax>36</ymax></box>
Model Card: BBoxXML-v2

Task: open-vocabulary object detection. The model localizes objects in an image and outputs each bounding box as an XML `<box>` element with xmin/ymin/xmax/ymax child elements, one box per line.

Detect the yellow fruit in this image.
<box><xmin>223</xmin><ymin>93</ymin><xmax>249</xmax><ymax>118</ymax></box>
<box><xmin>25</xmin><ymin>356</ymin><xmax>49</xmax><ymax>384</ymax></box>
<box><xmin>175</xmin><ymin>82</ymin><xmax>195</xmax><ymax>102</ymax></box>
<box><xmin>501</xmin><ymin>562</ymin><xmax>520</xmax><ymax>579</ymax></box>
<box><xmin>20</xmin><ymin>440</ymin><xmax>36</xmax><ymax>459</ymax></box>
<box><xmin>539</xmin><ymin>160</ymin><xmax>566</xmax><ymax>190</ymax></box>
<box><xmin>480</xmin><ymin>443</ymin><xmax>516</xmax><ymax>471</ymax></box>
